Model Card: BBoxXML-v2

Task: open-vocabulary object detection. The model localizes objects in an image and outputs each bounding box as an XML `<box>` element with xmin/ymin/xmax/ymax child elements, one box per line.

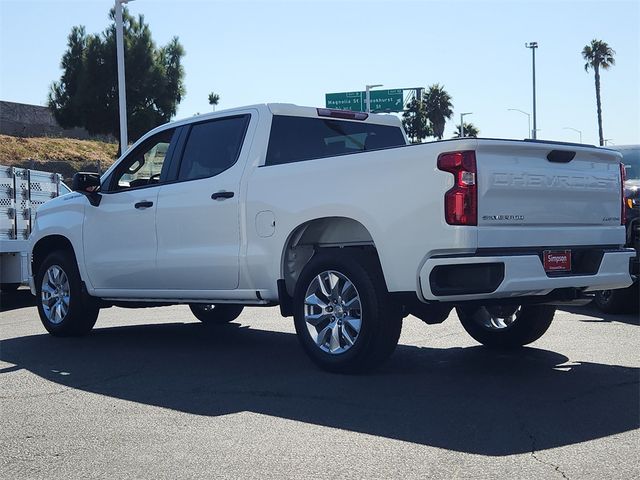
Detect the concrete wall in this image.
<box><xmin>0</xmin><ymin>100</ymin><xmax>111</xmax><ymax>140</ymax></box>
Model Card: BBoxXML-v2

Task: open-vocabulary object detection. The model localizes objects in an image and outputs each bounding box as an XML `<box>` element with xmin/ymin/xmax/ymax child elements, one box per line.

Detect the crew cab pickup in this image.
<box><xmin>28</xmin><ymin>104</ymin><xmax>634</xmax><ymax>372</ymax></box>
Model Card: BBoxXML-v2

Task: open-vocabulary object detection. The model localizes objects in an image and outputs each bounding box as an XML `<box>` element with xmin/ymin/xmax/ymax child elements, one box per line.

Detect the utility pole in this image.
<box><xmin>115</xmin><ymin>0</ymin><xmax>133</xmax><ymax>154</ymax></box>
<box><xmin>460</xmin><ymin>112</ymin><xmax>472</xmax><ymax>138</ymax></box>
<box><xmin>563</xmin><ymin>127</ymin><xmax>583</xmax><ymax>143</ymax></box>
<box><xmin>508</xmin><ymin>108</ymin><xmax>531</xmax><ymax>139</ymax></box>
<box><xmin>525</xmin><ymin>42</ymin><xmax>538</xmax><ymax>139</ymax></box>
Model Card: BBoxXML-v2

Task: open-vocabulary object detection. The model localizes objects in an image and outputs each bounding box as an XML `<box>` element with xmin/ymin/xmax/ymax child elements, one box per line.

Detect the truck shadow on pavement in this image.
<box><xmin>0</xmin><ymin>289</ymin><xmax>35</xmax><ymax>313</ymax></box>
<box><xmin>1</xmin><ymin>319</ymin><xmax>638</xmax><ymax>456</ymax></box>
<box><xmin>559</xmin><ymin>304</ymin><xmax>640</xmax><ymax>326</ymax></box>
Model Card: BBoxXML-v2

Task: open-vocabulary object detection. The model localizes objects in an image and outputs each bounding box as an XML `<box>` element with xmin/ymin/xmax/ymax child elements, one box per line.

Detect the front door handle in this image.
<box><xmin>211</xmin><ymin>191</ymin><xmax>235</xmax><ymax>200</ymax></box>
<box><xmin>134</xmin><ymin>201</ymin><xmax>154</xmax><ymax>209</ymax></box>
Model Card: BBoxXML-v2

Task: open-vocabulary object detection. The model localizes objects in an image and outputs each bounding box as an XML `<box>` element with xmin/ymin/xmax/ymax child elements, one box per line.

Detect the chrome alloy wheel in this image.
<box><xmin>303</xmin><ymin>270</ymin><xmax>362</xmax><ymax>354</ymax></box>
<box><xmin>41</xmin><ymin>265</ymin><xmax>71</xmax><ymax>324</ymax></box>
<box><xmin>480</xmin><ymin>305</ymin><xmax>522</xmax><ymax>330</ymax></box>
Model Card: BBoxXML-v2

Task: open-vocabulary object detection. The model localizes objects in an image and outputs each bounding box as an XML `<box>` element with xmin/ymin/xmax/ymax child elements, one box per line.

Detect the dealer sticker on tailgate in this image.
<box><xmin>543</xmin><ymin>250</ymin><xmax>572</xmax><ymax>272</ymax></box>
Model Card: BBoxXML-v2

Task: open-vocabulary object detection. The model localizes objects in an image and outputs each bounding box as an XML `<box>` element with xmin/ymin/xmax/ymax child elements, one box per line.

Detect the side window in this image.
<box><xmin>265</xmin><ymin>116</ymin><xmax>406</xmax><ymax>166</ymax></box>
<box><xmin>177</xmin><ymin>115</ymin><xmax>250</xmax><ymax>181</ymax></box>
<box><xmin>109</xmin><ymin>128</ymin><xmax>176</xmax><ymax>191</ymax></box>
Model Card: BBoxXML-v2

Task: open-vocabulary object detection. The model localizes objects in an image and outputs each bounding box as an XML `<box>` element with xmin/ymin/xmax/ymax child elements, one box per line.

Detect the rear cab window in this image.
<box><xmin>265</xmin><ymin>115</ymin><xmax>406</xmax><ymax>166</ymax></box>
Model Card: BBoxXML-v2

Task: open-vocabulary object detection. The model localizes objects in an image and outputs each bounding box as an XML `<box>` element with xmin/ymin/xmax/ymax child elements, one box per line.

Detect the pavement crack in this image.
<box><xmin>211</xmin><ymin>388</ymin><xmax>382</xmax><ymax>410</ymax></box>
<box><xmin>563</xmin><ymin>380</ymin><xmax>640</xmax><ymax>403</ymax></box>
<box><xmin>0</xmin><ymin>371</ymin><xmax>141</xmax><ymax>400</ymax></box>
<box><xmin>528</xmin><ymin>431</ymin><xmax>570</xmax><ymax>480</ymax></box>
<box><xmin>214</xmin><ymin>388</ymin><xmax>355</xmax><ymax>404</ymax></box>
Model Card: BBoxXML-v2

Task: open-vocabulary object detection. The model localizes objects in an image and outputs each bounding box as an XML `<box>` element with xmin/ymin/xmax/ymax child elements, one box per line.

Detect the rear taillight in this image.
<box><xmin>437</xmin><ymin>150</ymin><xmax>477</xmax><ymax>226</ymax></box>
<box><xmin>620</xmin><ymin>162</ymin><xmax>626</xmax><ymax>225</ymax></box>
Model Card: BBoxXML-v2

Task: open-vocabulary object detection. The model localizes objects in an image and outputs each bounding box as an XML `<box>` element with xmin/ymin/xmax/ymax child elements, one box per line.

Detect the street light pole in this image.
<box><xmin>508</xmin><ymin>108</ymin><xmax>531</xmax><ymax>139</ymax></box>
<box><xmin>115</xmin><ymin>0</ymin><xmax>133</xmax><ymax>154</ymax></box>
<box><xmin>460</xmin><ymin>112</ymin><xmax>472</xmax><ymax>137</ymax></box>
<box><xmin>563</xmin><ymin>127</ymin><xmax>583</xmax><ymax>143</ymax></box>
<box><xmin>525</xmin><ymin>42</ymin><xmax>538</xmax><ymax>139</ymax></box>
<box><xmin>365</xmin><ymin>84</ymin><xmax>383</xmax><ymax>113</ymax></box>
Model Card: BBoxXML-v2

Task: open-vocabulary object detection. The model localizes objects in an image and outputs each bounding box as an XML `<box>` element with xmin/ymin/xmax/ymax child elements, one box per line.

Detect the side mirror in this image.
<box><xmin>72</xmin><ymin>172</ymin><xmax>101</xmax><ymax>193</ymax></box>
<box><xmin>72</xmin><ymin>172</ymin><xmax>102</xmax><ymax>206</ymax></box>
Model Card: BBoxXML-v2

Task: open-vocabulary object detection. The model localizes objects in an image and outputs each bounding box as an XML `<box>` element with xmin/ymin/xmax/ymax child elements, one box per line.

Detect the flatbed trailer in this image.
<box><xmin>1</xmin><ymin>165</ymin><xmax>65</xmax><ymax>291</ymax></box>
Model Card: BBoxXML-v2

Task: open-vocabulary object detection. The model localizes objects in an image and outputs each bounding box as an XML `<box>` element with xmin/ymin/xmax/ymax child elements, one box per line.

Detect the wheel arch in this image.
<box><xmin>32</xmin><ymin>235</ymin><xmax>79</xmax><ymax>281</ymax></box>
<box><xmin>280</xmin><ymin>216</ymin><xmax>380</xmax><ymax>298</ymax></box>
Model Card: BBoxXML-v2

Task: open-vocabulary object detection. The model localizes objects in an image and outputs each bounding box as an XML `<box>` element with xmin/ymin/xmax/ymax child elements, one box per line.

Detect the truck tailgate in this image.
<box><xmin>475</xmin><ymin>141</ymin><xmax>624</xmax><ymax>248</ymax></box>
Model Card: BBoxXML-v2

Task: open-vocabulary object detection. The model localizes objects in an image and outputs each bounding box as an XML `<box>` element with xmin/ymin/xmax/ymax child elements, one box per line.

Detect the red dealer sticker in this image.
<box><xmin>543</xmin><ymin>250</ymin><xmax>572</xmax><ymax>272</ymax></box>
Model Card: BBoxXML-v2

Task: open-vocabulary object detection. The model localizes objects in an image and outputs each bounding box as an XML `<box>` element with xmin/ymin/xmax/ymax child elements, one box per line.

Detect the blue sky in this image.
<box><xmin>1</xmin><ymin>0</ymin><xmax>638</xmax><ymax>145</ymax></box>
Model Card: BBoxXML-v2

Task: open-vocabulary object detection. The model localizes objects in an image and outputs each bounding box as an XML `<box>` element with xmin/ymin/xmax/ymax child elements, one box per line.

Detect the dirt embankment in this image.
<box><xmin>0</xmin><ymin>135</ymin><xmax>118</xmax><ymax>182</ymax></box>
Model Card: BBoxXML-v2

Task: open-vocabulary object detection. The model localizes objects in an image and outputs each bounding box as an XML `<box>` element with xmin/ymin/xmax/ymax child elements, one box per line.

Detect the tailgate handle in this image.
<box><xmin>547</xmin><ymin>150</ymin><xmax>576</xmax><ymax>163</ymax></box>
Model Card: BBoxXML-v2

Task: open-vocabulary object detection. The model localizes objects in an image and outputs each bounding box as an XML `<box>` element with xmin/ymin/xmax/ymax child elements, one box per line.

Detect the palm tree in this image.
<box><xmin>453</xmin><ymin>122</ymin><xmax>479</xmax><ymax>138</ymax></box>
<box><xmin>208</xmin><ymin>92</ymin><xmax>220</xmax><ymax>111</ymax></box>
<box><xmin>424</xmin><ymin>84</ymin><xmax>453</xmax><ymax>139</ymax></box>
<box><xmin>582</xmin><ymin>39</ymin><xmax>615</xmax><ymax>146</ymax></box>
<box><xmin>402</xmin><ymin>98</ymin><xmax>433</xmax><ymax>143</ymax></box>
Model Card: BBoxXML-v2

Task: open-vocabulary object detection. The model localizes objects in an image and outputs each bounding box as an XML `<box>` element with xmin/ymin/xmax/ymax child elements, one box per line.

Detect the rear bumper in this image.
<box><xmin>419</xmin><ymin>248</ymin><xmax>635</xmax><ymax>302</ymax></box>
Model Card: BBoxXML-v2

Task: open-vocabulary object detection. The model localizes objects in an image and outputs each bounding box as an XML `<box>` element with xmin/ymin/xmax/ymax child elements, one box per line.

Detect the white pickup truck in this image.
<box><xmin>28</xmin><ymin>104</ymin><xmax>634</xmax><ymax>372</ymax></box>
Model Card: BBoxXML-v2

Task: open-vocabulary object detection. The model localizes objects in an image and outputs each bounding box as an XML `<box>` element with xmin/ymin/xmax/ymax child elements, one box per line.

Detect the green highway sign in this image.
<box><xmin>369</xmin><ymin>89</ymin><xmax>404</xmax><ymax>112</ymax></box>
<box><xmin>325</xmin><ymin>89</ymin><xmax>404</xmax><ymax>113</ymax></box>
<box><xmin>325</xmin><ymin>91</ymin><xmax>363</xmax><ymax>111</ymax></box>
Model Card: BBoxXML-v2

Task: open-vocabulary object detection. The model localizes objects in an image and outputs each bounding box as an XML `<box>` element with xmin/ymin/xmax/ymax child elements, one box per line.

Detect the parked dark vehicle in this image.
<box><xmin>594</xmin><ymin>145</ymin><xmax>639</xmax><ymax>313</ymax></box>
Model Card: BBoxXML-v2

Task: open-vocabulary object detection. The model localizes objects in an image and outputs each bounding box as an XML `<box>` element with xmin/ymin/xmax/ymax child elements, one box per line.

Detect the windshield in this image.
<box><xmin>619</xmin><ymin>147</ymin><xmax>640</xmax><ymax>180</ymax></box>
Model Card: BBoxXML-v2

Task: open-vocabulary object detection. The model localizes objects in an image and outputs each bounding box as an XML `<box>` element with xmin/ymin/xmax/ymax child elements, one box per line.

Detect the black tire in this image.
<box><xmin>293</xmin><ymin>249</ymin><xmax>402</xmax><ymax>373</ymax></box>
<box><xmin>36</xmin><ymin>251</ymin><xmax>99</xmax><ymax>336</ymax></box>
<box><xmin>593</xmin><ymin>285</ymin><xmax>639</xmax><ymax>314</ymax></box>
<box><xmin>189</xmin><ymin>304</ymin><xmax>244</xmax><ymax>324</ymax></box>
<box><xmin>456</xmin><ymin>304</ymin><xmax>556</xmax><ymax>349</ymax></box>
<box><xmin>0</xmin><ymin>283</ymin><xmax>20</xmax><ymax>292</ymax></box>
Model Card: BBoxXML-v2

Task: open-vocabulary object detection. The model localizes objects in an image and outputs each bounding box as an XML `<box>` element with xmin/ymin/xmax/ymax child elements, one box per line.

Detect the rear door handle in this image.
<box><xmin>134</xmin><ymin>201</ymin><xmax>154</xmax><ymax>209</ymax></box>
<box><xmin>211</xmin><ymin>191</ymin><xmax>234</xmax><ymax>200</ymax></box>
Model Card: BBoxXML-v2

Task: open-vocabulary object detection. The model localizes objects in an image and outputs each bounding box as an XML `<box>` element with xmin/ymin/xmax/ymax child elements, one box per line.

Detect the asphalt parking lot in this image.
<box><xmin>1</xmin><ymin>289</ymin><xmax>638</xmax><ymax>479</ymax></box>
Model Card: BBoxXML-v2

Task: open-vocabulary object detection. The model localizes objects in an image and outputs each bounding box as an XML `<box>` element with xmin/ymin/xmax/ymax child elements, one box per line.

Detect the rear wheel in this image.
<box><xmin>456</xmin><ymin>304</ymin><xmax>555</xmax><ymax>349</ymax></box>
<box><xmin>594</xmin><ymin>286</ymin><xmax>639</xmax><ymax>314</ymax></box>
<box><xmin>36</xmin><ymin>251</ymin><xmax>99</xmax><ymax>336</ymax></box>
<box><xmin>189</xmin><ymin>304</ymin><xmax>244</xmax><ymax>324</ymax></box>
<box><xmin>293</xmin><ymin>249</ymin><xmax>402</xmax><ymax>373</ymax></box>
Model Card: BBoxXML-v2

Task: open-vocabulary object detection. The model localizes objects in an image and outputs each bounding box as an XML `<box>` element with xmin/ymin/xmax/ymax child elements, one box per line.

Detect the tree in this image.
<box><xmin>402</xmin><ymin>98</ymin><xmax>432</xmax><ymax>143</ymax></box>
<box><xmin>424</xmin><ymin>84</ymin><xmax>453</xmax><ymax>140</ymax></box>
<box><xmin>208</xmin><ymin>92</ymin><xmax>220</xmax><ymax>111</ymax></box>
<box><xmin>48</xmin><ymin>7</ymin><xmax>186</xmax><ymax>152</ymax></box>
<box><xmin>453</xmin><ymin>122</ymin><xmax>479</xmax><ymax>138</ymax></box>
<box><xmin>582</xmin><ymin>39</ymin><xmax>615</xmax><ymax>146</ymax></box>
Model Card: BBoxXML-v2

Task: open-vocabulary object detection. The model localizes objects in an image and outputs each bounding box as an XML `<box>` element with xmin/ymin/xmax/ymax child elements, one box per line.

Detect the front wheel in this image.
<box><xmin>189</xmin><ymin>304</ymin><xmax>244</xmax><ymax>324</ymax></box>
<box><xmin>456</xmin><ymin>304</ymin><xmax>555</xmax><ymax>349</ymax></box>
<box><xmin>293</xmin><ymin>250</ymin><xmax>402</xmax><ymax>373</ymax></box>
<box><xmin>36</xmin><ymin>251</ymin><xmax>100</xmax><ymax>336</ymax></box>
